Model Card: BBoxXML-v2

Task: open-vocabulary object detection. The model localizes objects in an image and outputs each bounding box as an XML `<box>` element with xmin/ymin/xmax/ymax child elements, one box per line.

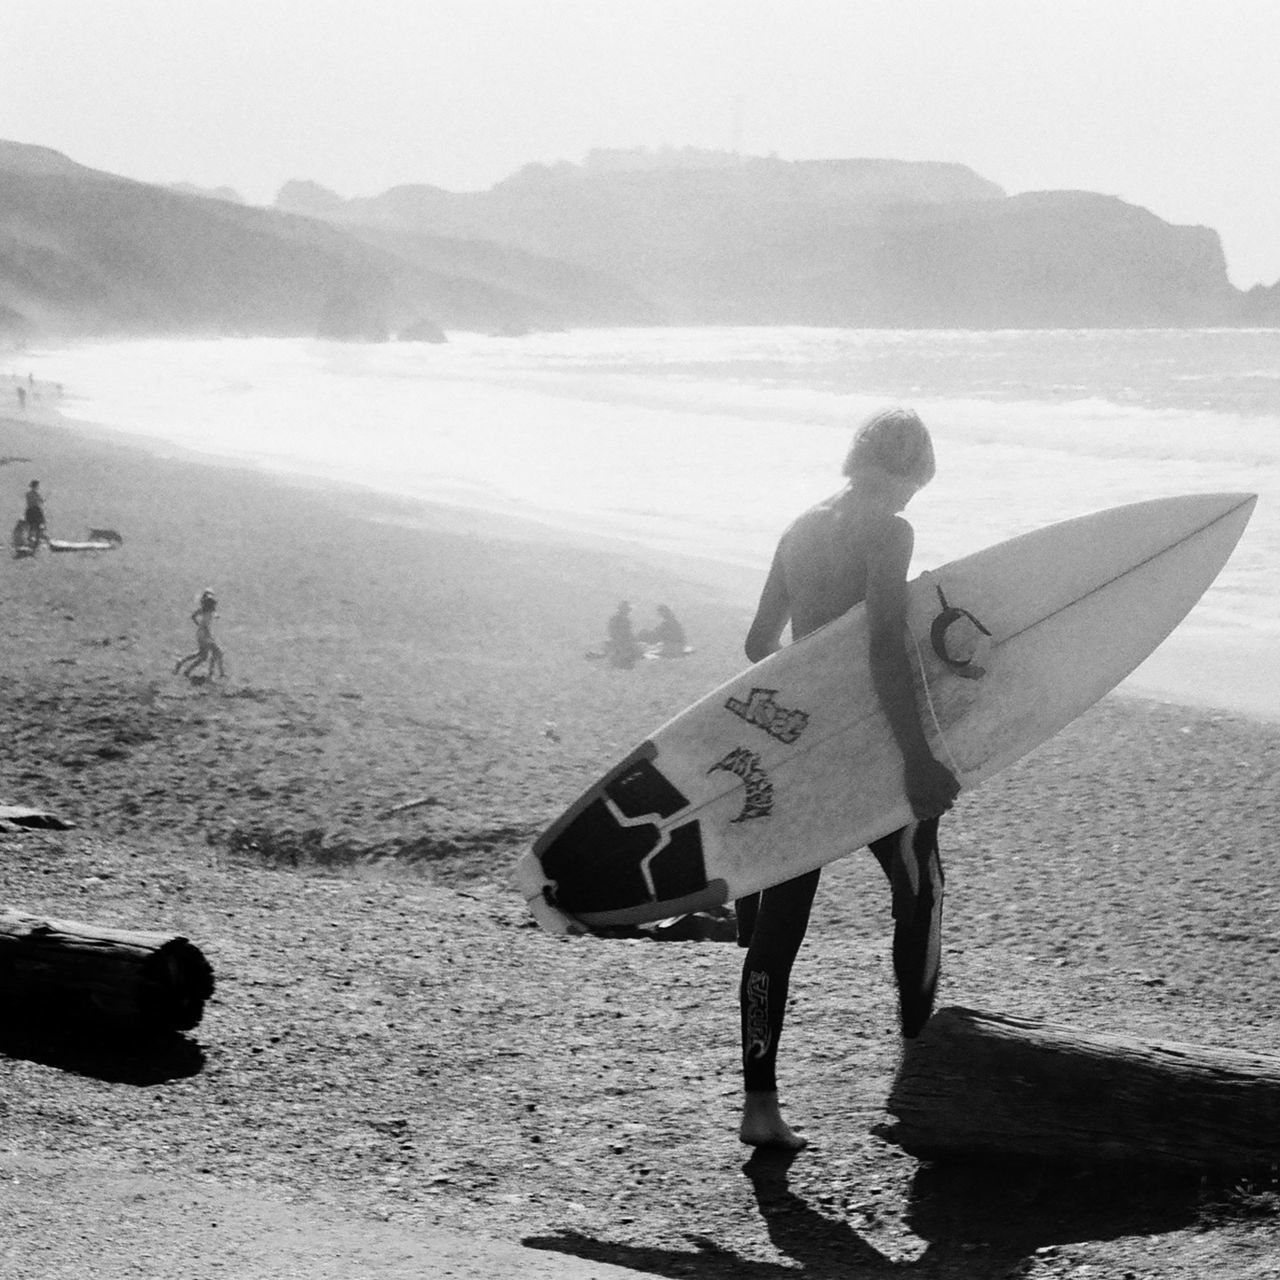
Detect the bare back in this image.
<box><xmin>776</xmin><ymin>492</ymin><xmax>892</xmax><ymax>640</ymax></box>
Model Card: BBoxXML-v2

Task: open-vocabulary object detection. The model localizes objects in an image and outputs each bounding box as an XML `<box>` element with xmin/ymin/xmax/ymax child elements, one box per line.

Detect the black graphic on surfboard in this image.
<box><xmin>724</xmin><ymin>687</ymin><xmax>810</xmax><ymax>743</ymax></box>
<box><xmin>707</xmin><ymin>747</ymin><xmax>773</xmax><ymax>822</ymax></box>
<box><xmin>930</xmin><ymin>585</ymin><xmax>992</xmax><ymax>679</ymax></box>
<box><xmin>536</xmin><ymin>747</ymin><xmax>709</xmax><ymax>914</ymax></box>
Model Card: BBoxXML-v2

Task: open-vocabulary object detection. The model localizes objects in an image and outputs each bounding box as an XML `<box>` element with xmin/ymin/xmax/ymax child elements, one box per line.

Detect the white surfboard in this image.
<box><xmin>515</xmin><ymin>493</ymin><xmax>1256</xmax><ymax>934</ymax></box>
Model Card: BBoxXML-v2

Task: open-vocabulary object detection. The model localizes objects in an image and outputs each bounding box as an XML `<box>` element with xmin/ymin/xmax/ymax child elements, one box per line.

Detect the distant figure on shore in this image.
<box><xmin>21</xmin><ymin>479</ymin><xmax>46</xmax><ymax>548</ymax></box>
<box><xmin>174</xmin><ymin>589</ymin><xmax>225</xmax><ymax>679</ymax></box>
<box><xmin>587</xmin><ymin>599</ymin><xmax>643</xmax><ymax>668</ymax></box>
<box><xmin>16</xmin><ymin>386</ymin><xmax>25</xmax><ymax>411</ymax></box>
<box><xmin>607</xmin><ymin>600</ymin><xmax>645</xmax><ymax>668</ymax></box>
<box><xmin>637</xmin><ymin>604</ymin><xmax>691</xmax><ymax>658</ymax></box>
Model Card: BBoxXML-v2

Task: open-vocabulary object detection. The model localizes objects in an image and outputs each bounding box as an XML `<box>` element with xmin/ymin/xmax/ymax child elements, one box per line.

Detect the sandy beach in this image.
<box><xmin>2</xmin><ymin>396</ymin><xmax>1279</xmax><ymax>1279</ymax></box>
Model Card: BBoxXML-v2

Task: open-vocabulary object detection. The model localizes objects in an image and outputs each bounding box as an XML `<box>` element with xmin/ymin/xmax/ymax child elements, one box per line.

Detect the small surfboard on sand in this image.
<box><xmin>48</xmin><ymin>538</ymin><xmax>119</xmax><ymax>553</ymax></box>
<box><xmin>0</xmin><ymin>804</ymin><xmax>73</xmax><ymax>832</ymax></box>
<box><xmin>515</xmin><ymin>493</ymin><xmax>1256</xmax><ymax>935</ymax></box>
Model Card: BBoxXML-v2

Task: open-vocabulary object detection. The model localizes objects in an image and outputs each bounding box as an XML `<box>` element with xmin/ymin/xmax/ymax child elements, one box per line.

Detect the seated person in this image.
<box><xmin>637</xmin><ymin>604</ymin><xmax>689</xmax><ymax>656</ymax></box>
<box><xmin>604</xmin><ymin>600</ymin><xmax>643</xmax><ymax>668</ymax></box>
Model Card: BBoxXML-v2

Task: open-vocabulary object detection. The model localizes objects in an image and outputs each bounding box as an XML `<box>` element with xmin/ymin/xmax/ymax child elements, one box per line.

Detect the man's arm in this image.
<box><xmin>864</xmin><ymin>516</ymin><xmax>959</xmax><ymax>819</ymax></box>
<box><xmin>745</xmin><ymin>545</ymin><xmax>791</xmax><ymax>663</ymax></box>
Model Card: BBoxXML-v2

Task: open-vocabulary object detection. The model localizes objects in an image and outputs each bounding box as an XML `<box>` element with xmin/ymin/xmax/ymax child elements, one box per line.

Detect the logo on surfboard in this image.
<box><xmin>708</xmin><ymin>747</ymin><xmax>774</xmax><ymax>822</ymax></box>
<box><xmin>724</xmin><ymin>687</ymin><xmax>810</xmax><ymax>743</ymax></box>
<box><xmin>930</xmin><ymin>585</ymin><xmax>992</xmax><ymax>680</ymax></box>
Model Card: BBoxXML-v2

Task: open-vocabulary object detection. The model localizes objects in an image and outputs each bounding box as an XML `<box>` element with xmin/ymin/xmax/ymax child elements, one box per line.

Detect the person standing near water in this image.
<box><xmin>174</xmin><ymin>589</ymin><xmax>226</xmax><ymax>679</ymax></box>
<box><xmin>735</xmin><ymin>407</ymin><xmax>959</xmax><ymax>1150</ymax></box>
<box><xmin>23</xmin><ymin>480</ymin><xmax>46</xmax><ymax>547</ymax></box>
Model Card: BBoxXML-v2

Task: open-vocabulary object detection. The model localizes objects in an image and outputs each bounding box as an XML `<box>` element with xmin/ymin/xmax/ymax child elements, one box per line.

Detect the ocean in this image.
<box><xmin>14</xmin><ymin>327</ymin><xmax>1280</xmax><ymax>717</ymax></box>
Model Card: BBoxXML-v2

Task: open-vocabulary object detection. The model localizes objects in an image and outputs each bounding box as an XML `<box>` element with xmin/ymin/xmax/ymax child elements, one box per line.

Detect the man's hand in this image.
<box><xmin>905</xmin><ymin>754</ymin><xmax>960</xmax><ymax>820</ymax></box>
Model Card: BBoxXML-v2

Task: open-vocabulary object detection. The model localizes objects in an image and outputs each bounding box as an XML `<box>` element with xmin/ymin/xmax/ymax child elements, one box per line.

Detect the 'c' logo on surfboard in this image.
<box><xmin>724</xmin><ymin>687</ymin><xmax>809</xmax><ymax>744</ymax></box>
<box><xmin>708</xmin><ymin>747</ymin><xmax>774</xmax><ymax>822</ymax></box>
<box><xmin>930</xmin><ymin>586</ymin><xmax>992</xmax><ymax>680</ymax></box>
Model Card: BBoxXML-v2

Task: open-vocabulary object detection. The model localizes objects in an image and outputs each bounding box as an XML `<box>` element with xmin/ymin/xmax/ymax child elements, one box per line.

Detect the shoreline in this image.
<box><xmin>8</xmin><ymin>390</ymin><xmax>768</xmax><ymax>604</ymax></box>
<box><xmin>5</xmin><ymin>393</ymin><xmax>1272</xmax><ymax>724</ymax></box>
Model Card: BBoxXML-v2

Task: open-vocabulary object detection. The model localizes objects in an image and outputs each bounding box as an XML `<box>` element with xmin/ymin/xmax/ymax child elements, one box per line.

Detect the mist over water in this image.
<box><xmin>22</xmin><ymin>327</ymin><xmax>1280</xmax><ymax>714</ymax></box>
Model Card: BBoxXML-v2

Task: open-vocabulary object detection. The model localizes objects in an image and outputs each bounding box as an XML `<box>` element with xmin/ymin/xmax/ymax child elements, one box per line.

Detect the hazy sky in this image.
<box><xmin>4</xmin><ymin>0</ymin><xmax>1278</xmax><ymax>287</ymax></box>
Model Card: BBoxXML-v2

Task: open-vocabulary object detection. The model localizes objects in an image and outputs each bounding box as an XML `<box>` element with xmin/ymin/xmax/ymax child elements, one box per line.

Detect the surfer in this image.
<box><xmin>174</xmin><ymin>588</ymin><xmax>226</xmax><ymax>679</ymax></box>
<box><xmin>736</xmin><ymin>407</ymin><xmax>959</xmax><ymax>1150</ymax></box>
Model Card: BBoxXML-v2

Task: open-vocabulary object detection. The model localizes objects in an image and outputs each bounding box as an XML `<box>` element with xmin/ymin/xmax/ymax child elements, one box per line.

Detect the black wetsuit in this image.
<box><xmin>736</xmin><ymin>819</ymin><xmax>942</xmax><ymax>1092</ymax></box>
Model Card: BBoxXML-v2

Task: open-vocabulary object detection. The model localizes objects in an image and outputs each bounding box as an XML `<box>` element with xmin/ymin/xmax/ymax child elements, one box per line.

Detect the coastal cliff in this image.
<box><xmin>290</xmin><ymin>155</ymin><xmax>1248</xmax><ymax>328</ymax></box>
<box><xmin>1</xmin><ymin>140</ymin><xmax>1274</xmax><ymax>339</ymax></box>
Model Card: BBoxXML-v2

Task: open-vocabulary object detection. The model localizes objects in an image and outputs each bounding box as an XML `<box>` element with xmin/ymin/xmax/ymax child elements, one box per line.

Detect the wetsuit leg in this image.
<box><xmin>738</xmin><ymin>868</ymin><xmax>821</xmax><ymax>1093</ymax></box>
<box><xmin>868</xmin><ymin>818</ymin><xmax>943</xmax><ymax>1038</ymax></box>
<box><xmin>735</xmin><ymin>891</ymin><xmax>759</xmax><ymax>948</ymax></box>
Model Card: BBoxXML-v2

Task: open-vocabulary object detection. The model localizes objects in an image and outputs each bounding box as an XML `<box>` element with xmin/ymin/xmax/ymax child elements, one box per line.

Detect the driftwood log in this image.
<box><xmin>0</xmin><ymin>909</ymin><xmax>214</xmax><ymax>1031</ymax></box>
<box><xmin>885</xmin><ymin>1006</ymin><xmax>1280</xmax><ymax>1174</ymax></box>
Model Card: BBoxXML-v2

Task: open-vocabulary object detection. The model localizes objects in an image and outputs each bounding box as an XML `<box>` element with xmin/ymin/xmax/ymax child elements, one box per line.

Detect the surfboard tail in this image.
<box><xmin>512</xmin><ymin>850</ymin><xmax>588</xmax><ymax>936</ymax></box>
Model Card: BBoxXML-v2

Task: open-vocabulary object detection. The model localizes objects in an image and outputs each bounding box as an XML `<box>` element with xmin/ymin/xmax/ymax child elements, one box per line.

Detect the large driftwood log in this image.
<box><xmin>0</xmin><ymin>909</ymin><xmax>214</xmax><ymax>1031</ymax></box>
<box><xmin>885</xmin><ymin>1006</ymin><xmax>1280</xmax><ymax>1174</ymax></box>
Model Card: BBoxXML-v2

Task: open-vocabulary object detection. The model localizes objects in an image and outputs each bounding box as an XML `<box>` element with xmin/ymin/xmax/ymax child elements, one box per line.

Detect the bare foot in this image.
<box><xmin>739</xmin><ymin>1091</ymin><xmax>808</xmax><ymax>1150</ymax></box>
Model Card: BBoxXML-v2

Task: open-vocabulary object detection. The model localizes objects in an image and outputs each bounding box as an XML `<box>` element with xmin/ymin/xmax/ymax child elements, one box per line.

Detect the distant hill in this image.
<box><xmin>1238</xmin><ymin>280</ymin><xmax>1280</xmax><ymax>324</ymax></box>
<box><xmin>810</xmin><ymin>190</ymin><xmax>1239</xmax><ymax>328</ymax></box>
<box><xmin>2</xmin><ymin>140</ymin><xmax>1275</xmax><ymax>339</ymax></box>
<box><xmin>167</xmin><ymin>182</ymin><xmax>246</xmax><ymax>205</ymax></box>
<box><xmin>0</xmin><ymin>141</ymin><xmax>652</xmax><ymax>341</ymax></box>
<box><xmin>278</xmin><ymin>150</ymin><xmax>1261</xmax><ymax>327</ymax></box>
<box><xmin>0</xmin><ymin>139</ymin><xmax>99</xmax><ymax>178</ymax></box>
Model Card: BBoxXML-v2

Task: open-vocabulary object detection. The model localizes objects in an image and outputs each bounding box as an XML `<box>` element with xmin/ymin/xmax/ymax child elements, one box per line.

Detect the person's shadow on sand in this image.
<box><xmin>736</xmin><ymin>1147</ymin><xmax>894</xmax><ymax>1274</ymax></box>
<box><xmin>523</xmin><ymin>1146</ymin><xmax>1200</xmax><ymax>1279</ymax></box>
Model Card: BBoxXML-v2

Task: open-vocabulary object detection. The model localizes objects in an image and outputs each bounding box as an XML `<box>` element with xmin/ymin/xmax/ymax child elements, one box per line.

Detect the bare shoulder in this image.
<box><xmin>862</xmin><ymin>512</ymin><xmax>914</xmax><ymax>570</ymax></box>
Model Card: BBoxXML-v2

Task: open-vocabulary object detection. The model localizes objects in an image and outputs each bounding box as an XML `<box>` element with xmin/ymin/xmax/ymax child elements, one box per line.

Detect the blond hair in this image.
<box><xmin>842</xmin><ymin>407</ymin><xmax>936</xmax><ymax>486</ymax></box>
